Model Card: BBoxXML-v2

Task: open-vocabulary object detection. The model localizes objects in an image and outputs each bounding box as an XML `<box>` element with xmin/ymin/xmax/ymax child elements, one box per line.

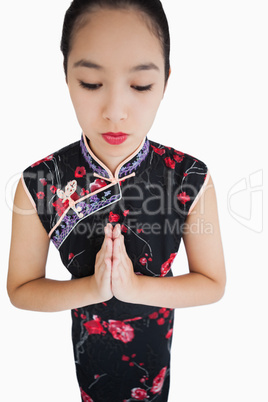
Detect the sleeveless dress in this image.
<box><xmin>22</xmin><ymin>133</ymin><xmax>208</xmax><ymax>402</ymax></box>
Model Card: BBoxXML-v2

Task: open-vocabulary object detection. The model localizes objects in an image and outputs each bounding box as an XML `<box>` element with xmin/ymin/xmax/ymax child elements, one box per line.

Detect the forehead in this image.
<box><xmin>69</xmin><ymin>8</ymin><xmax>164</xmax><ymax>71</ymax></box>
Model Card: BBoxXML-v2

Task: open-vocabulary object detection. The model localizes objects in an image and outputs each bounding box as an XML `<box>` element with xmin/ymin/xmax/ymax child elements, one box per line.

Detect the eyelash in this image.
<box><xmin>78</xmin><ymin>81</ymin><xmax>153</xmax><ymax>92</ymax></box>
<box><xmin>133</xmin><ymin>85</ymin><xmax>153</xmax><ymax>92</ymax></box>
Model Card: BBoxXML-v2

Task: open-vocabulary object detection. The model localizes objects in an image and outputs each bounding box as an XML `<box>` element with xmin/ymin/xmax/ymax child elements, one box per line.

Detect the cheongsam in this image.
<box><xmin>22</xmin><ymin>133</ymin><xmax>208</xmax><ymax>402</ymax></box>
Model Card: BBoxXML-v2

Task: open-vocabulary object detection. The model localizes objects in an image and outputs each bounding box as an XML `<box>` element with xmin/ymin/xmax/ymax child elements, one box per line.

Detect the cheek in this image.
<box><xmin>70</xmin><ymin>92</ymin><xmax>98</xmax><ymax>122</ymax></box>
<box><xmin>137</xmin><ymin>96</ymin><xmax>162</xmax><ymax>121</ymax></box>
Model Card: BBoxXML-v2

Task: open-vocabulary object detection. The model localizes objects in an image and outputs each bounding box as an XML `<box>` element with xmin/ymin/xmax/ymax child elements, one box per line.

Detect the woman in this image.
<box><xmin>7</xmin><ymin>1</ymin><xmax>226</xmax><ymax>400</ymax></box>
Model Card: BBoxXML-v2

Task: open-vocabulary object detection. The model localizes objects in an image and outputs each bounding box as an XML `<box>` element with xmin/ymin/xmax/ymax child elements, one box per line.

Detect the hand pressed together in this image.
<box><xmin>93</xmin><ymin>223</ymin><xmax>114</xmax><ymax>302</ymax></box>
<box><xmin>94</xmin><ymin>223</ymin><xmax>139</xmax><ymax>303</ymax></box>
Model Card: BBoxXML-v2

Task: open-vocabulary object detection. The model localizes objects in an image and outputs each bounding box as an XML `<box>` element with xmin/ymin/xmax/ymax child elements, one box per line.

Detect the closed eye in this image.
<box><xmin>79</xmin><ymin>81</ymin><xmax>102</xmax><ymax>90</ymax></box>
<box><xmin>78</xmin><ymin>81</ymin><xmax>153</xmax><ymax>92</ymax></box>
<box><xmin>132</xmin><ymin>84</ymin><xmax>153</xmax><ymax>92</ymax></box>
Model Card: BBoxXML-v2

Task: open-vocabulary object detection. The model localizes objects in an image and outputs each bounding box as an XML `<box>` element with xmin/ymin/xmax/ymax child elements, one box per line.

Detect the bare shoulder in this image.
<box><xmin>11</xmin><ymin>178</ymin><xmax>49</xmax><ymax>240</ymax></box>
<box><xmin>14</xmin><ymin>177</ymin><xmax>37</xmax><ymax>211</ymax></box>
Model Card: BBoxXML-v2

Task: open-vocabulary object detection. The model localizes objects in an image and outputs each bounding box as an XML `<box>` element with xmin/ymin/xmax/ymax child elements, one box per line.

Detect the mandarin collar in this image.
<box><xmin>80</xmin><ymin>132</ymin><xmax>150</xmax><ymax>182</ymax></box>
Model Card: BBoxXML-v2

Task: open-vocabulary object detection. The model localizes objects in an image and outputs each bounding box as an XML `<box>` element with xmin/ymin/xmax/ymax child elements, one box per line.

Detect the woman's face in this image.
<box><xmin>67</xmin><ymin>8</ymin><xmax>168</xmax><ymax>165</ymax></box>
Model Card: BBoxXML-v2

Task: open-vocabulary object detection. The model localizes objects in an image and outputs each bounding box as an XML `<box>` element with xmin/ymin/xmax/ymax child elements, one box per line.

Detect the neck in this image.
<box><xmin>93</xmin><ymin>152</ymin><xmax>124</xmax><ymax>176</ymax></box>
<box><xmin>87</xmin><ymin>137</ymin><xmax>145</xmax><ymax>177</ymax></box>
<box><xmin>87</xmin><ymin>142</ymin><xmax>129</xmax><ymax>176</ymax></box>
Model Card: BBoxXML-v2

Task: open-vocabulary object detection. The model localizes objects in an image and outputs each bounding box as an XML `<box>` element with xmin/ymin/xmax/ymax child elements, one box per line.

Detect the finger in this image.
<box><xmin>118</xmin><ymin>234</ymin><xmax>133</xmax><ymax>267</ymax></box>
<box><xmin>112</xmin><ymin>236</ymin><xmax>121</xmax><ymax>264</ymax></box>
<box><xmin>112</xmin><ymin>223</ymin><xmax>121</xmax><ymax>240</ymax></box>
<box><xmin>120</xmin><ymin>233</ymin><xmax>126</xmax><ymax>247</ymax></box>
<box><xmin>104</xmin><ymin>222</ymin><xmax>113</xmax><ymax>238</ymax></box>
<box><xmin>105</xmin><ymin>237</ymin><xmax>113</xmax><ymax>260</ymax></box>
<box><xmin>119</xmin><ymin>234</ymin><xmax>128</xmax><ymax>256</ymax></box>
<box><xmin>102</xmin><ymin>223</ymin><xmax>113</xmax><ymax>257</ymax></box>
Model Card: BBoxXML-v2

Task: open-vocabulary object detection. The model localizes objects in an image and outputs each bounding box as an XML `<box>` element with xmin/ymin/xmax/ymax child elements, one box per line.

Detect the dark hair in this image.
<box><xmin>60</xmin><ymin>0</ymin><xmax>170</xmax><ymax>83</ymax></box>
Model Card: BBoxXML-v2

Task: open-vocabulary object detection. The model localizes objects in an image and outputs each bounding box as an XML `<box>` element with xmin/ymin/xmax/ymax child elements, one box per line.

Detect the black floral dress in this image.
<box><xmin>23</xmin><ymin>133</ymin><xmax>208</xmax><ymax>402</ymax></box>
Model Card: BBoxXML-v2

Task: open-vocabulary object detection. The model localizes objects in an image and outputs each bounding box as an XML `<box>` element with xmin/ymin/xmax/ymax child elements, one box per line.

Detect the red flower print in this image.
<box><xmin>174</xmin><ymin>149</ymin><xmax>184</xmax><ymax>159</ymax></box>
<box><xmin>164</xmin><ymin>157</ymin><xmax>176</xmax><ymax>169</ymax></box>
<box><xmin>173</xmin><ymin>154</ymin><xmax>184</xmax><ymax>163</ymax></box>
<box><xmin>151</xmin><ymin>367</ymin><xmax>167</xmax><ymax>395</ymax></box>
<box><xmin>39</xmin><ymin>178</ymin><xmax>47</xmax><ymax>186</ymax></box>
<box><xmin>131</xmin><ymin>388</ymin><xmax>149</xmax><ymax>400</ymax></box>
<box><xmin>122</xmin><ymin>355</ymin><xmax>130</xmax><ymax>361</ymax></box>
<box><xmin>160</xmin><ymin>253</ymin><xmax>177</xmax><ymax>276</ymax></box>
<box><xmin>36</xmin><ymin>192</ymin><xmax>45</xmax><ymax>200</ymax></box>
<box><xmin>68</xmin><ymin>253</ymin><xmax>74</xmax><ymax>260</ymax></box>
<box><xmin>123</xmin><ymin>209</ymin><xmax>130</xmax><ymax>216</ymax></box>
<box><xmin>151</xmin><ymin>145</ymin><xmax>166</xmax><ymax>156</ymax></box>
<box><xmin>121</xmin><ymin>225</ymin><xmax>128</xmax><ymax>233</ymax></box>
<box><xmin>81</xmin><ymin>188</ymin><xmax>89</xmax><ymax>196</ymax></box>
<box><xmin>53</xmin><ymin>192</ymin><xmax>80</xmax><ymax>216</ymax></box>
<box><xmin>108</xmin><ymin>320</ymin><xmax>134</xmax><ymax>343</ymax></box>
<box><xmin>31</xmin><ymin>154</ymin><xmax>53</xmax><ymax>167</ymax></box>
<box><xmin>139</xmin><ymin>258</ymin><xmax>147</xmax><ymax>266</ymax></box>
<box><xmin>75</xmin><ymin>166</ymin><xmax>86</xmax><ymax>178</ymax></box>
<box><xmin>50</xmin><ymin>185</ymin><xmax>57</xmax><ymax>194</ymax></box>
<box><xmin>80</xmin><ymin>388</ymin><xmax>94</xmax><ymax>402</ymax></box>
<box><xmin>157</xmin><ymin>318</ymin><xmax>165</xmax><ymax>326</ymax></box>
<box><xmin>171</xmin><ymin>251</ymin><xmax>177</xmax><ymax>262</ymax></box>
<box><xmin>109</xmin><ymin>212</ymin><xmax>120</xmax><ymax>223</ymax></box>
<box><xmin>84</xmin><ymin>320</ymin><xmax>106</xmax><ymax>335</ymax></box>
<box><xmin>71</xmin><ymin>192</ymin><xmax>80</xmax><ymax>202</ymax></box>
<box><xmin>52</xmin><ymin>198</ymin><xmax>69</xmax><ymax>217</ymax></box>
<box><xmin>183</xmin><ymin>173</ymin><xmax>188</xmax><ymax>177</ymax></box>
<box><xmin>137</xmin><ymin>228</ymin><xmax>144</xmax><ymax>234</ymax></box>
<box><xmin>166</xmin><ymin>329</ymin><xmax>173</xmax><ymax>339</ymax></box>
<box><xmin>177</xmin><ymin>191</ymin><xmax>191</xmax><ymax>205</ymax></box>
<box><xmin>90</xmin><ymin>179</ymin><xmax>107</xmax><ymax>192</ymax></box>
<box><xmin>163</xmin><ymin>310</ymin><xmax>170</xmax><ymax>318</ymax></box>
<box><xmin>149</xmin><ymin>312</ymin><xmax>158</xmax><ymax>320</ymax></box>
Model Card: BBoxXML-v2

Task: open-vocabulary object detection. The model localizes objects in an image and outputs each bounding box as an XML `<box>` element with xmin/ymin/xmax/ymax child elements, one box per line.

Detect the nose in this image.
<box><xmin>102</xmin><ymin>87</ymin><xmax>128</xmax><ymax>123</ymax></box>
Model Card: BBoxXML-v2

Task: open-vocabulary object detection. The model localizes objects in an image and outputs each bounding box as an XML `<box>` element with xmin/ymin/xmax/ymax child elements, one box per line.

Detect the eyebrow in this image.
<box><xmin>73</xmin><ymin>59</ymin><xmax>160</xmax><ymax>73</ymax></box>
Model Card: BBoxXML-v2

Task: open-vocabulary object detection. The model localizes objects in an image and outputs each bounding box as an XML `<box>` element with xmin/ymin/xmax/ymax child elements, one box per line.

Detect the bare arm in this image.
<box><xmin>112</xmin><ymin>175</ymin><xmax>226</xmax><ymax>308</ymax></box>
<box><xmin>7</xmin><ymin>179</ymin><xmax>112</xmax><ymax>312</ymax></box>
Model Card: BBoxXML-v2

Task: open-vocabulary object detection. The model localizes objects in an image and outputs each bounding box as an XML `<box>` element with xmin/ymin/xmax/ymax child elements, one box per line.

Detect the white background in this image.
<box><xmin>1</xmin><ymin>1</ymin><xmax>267</xmax><ymax>401</ymax></box>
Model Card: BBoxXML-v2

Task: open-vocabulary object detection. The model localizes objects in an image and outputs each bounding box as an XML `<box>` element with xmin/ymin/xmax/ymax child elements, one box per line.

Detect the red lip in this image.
<box><xmin>102</xmin><ymin>132</ymin><xmax>129</xmax><ymax>145</ymax></box>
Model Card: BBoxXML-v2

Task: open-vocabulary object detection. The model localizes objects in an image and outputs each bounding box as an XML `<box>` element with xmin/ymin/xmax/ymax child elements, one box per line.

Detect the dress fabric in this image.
<box><xmin>22</xmin><ymin>133</ymin><xmax>208</xmax><ymax>402</ymax></box>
